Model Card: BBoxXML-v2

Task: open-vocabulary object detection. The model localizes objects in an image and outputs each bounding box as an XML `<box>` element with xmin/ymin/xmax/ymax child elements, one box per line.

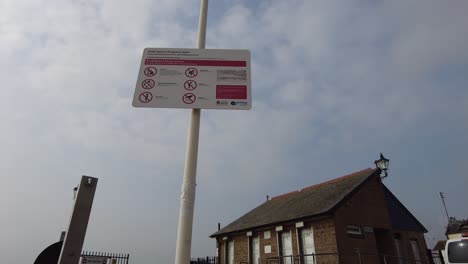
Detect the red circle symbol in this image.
<box><xmin>139</xmin><ymin>92</ymin><xmax>153</xmax><ymax>103</ymax></box>
<box><xmin>183</xmin><ymin>80</ymin><xmax>197</xmax><ymax>91</ymax></box>
<box><xmin>82</xmin><ymin>258</ymin><xmax>87</xmax><ymax>264</ymax></box>
<box><xmin>142</xmin><ymin>79</ymin><xmax>156</xmax><ymax>89</ymax></box>
<box><xmin>182</xmin><ymin>93</ymin><xmax>196</xmax><ymax>104</ymax></box>
<box><xmin>144</xmin><ymin>67</ymin><xmax>157</xmax><ymax>77</ymax></box>
<box><xmin>185</xmin><ymin>68</ymin><xmax>198</xmax><ymax>78</ymax></box>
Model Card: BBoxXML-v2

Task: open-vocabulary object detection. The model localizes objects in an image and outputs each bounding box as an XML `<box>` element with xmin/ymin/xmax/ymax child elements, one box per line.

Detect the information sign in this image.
<box><xmin>132</xmin><ymin>48</ymin><xmax>251</xmax><ymax>110</ymax></box>
<box><xmin>81</xmin><ymin>256</ymin><xmax>107</xmax><ymax>264</ymax></box>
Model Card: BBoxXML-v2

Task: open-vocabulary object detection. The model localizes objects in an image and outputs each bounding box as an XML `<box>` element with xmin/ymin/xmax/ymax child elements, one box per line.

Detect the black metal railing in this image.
<box><xmin>81</xmin><ymin>251</ymin><xmax>130</xmax><ymax>264</ymax></box>
<box><xmin>191</xmin><ymin>251</ymin><xmax>442</xmax><ymax>264</ymax></box>
<box><xmin>266</xmin><ymin>251</ymin><xmax>430</xmax><ymax>264</ymax></box>
<box><xmin>430</xmin><ymin>250</ymin><xmax>445</xmax><ymax>264</ymax></box>
<box><xmin>191</xmin><ymin>256</ymin><xmax>218</xmax><ymax>264</ymax></box>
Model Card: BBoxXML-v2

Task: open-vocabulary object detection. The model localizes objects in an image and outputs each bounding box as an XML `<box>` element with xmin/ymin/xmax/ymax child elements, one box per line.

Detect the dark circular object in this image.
<box><xmin>34</xmin><ymin>241</ymin><xmax>63</xmax><ymax>264</ymax></box>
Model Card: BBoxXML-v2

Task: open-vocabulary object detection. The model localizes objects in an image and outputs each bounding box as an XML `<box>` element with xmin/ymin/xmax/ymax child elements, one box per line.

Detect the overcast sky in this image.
<box><xmin>1</xmin><ymin>0</ymin><xmax>467</xmax><ymax>263</ymax></box>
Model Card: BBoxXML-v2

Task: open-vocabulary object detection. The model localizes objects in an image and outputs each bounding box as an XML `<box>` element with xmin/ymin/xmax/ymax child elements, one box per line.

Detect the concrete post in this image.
<box><xmin>58</xmin><ymin>176</ymin><xmax>98</xmax><ymax>264</ymax></box>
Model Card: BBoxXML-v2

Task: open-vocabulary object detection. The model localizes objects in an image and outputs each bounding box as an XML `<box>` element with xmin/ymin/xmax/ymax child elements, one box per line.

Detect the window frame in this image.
<box><xmin>346</xmin><ymin>225</ymin><xmax>364</xmax><ymax>238</ymax></box>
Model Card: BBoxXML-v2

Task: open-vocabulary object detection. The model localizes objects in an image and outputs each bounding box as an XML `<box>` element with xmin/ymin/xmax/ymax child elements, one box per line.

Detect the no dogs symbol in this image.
<box><xmin>182</xmin><ymin>93</ymin><xmax>196</xmax><ymax>104</ymax></box>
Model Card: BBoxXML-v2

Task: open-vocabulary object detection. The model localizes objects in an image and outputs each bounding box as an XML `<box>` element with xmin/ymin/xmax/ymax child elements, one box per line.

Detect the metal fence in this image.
<box><xmin>81</xmin><ymin>251</ymin><xmax>130</xmax><ymax>264</ymax></box>
<box><xmin>191</xmin><ymin>250</ymin><xmax>445</xmax><ymax>264</ymax></box>
<box><xmin>265</xmin><ymin>252</ymin><xmax>432</xmax><ymax>264</ymax></box>
<box><xmin>191</xmin><ymin>256</ymin><xmax>218</xmax><ymax>264</ymax></box>
<box><xmin>430</xmin><ymin>251</ymin><xmax>445</xmax><ymax>264</ymax></box>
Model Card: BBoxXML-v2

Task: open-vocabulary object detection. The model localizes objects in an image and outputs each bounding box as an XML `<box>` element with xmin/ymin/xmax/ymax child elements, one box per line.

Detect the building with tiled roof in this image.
<box><xmin>445</xmin><ymin>217</ymin><xmax>468</xmax><ymax>239</ymax></box>
<box><xmin>211</xmin><ymin>168</ymin><xmax>429</xmax><ymax>264</ymax></box>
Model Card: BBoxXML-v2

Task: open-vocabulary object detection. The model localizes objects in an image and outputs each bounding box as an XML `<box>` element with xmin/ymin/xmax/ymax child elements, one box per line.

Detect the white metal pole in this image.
<box><xmin>174</xmin><ymin>1</ymin><xmax>208</xmax><ymax>264</ymax></box>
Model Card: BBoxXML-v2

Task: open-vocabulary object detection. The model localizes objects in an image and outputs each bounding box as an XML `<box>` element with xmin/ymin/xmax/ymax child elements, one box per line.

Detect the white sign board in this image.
<box><xmin>132</xmin><ymin>48</ymin><xmax>251</xmax><ymax>110</ymax></box>
<box><xmin>81</xmin><ymin>256</ymin><xmax>107</xmax><ymax>264</ymax></box>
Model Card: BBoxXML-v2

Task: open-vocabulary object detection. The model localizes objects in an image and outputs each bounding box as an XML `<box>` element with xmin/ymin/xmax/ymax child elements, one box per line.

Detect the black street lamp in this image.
<box><xmin>375</xmin><ymin>153</ymin><xmax>390</xmax><ymax>178</ymax></box>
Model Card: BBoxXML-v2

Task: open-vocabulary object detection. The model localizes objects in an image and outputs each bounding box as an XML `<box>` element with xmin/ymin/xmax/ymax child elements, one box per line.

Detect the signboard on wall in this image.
<box><xmin>81</xmin><ymin>256</ymin><xmax>107</xmax><ymax>264</ymax></box>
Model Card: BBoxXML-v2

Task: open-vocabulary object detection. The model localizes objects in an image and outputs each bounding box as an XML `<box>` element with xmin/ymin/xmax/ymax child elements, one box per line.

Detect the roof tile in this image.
<box><xmin>211</xmin><ymin>168</ymin><xmax>377</xmax><ymax>237</ymax></box>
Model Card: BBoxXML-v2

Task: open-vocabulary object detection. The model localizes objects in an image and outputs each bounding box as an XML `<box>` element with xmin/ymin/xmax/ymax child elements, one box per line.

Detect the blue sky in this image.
<box><xmin>1</xmin><ymin>1</ymin><xmax>467</xmax><ymax>263</ymax></box>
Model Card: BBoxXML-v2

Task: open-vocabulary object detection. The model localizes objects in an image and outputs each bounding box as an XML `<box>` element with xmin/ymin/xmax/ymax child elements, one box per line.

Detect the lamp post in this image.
<box><xmin>374</xmin><ymin>153</ymin><xmax>389</xmax><ymax>178</ymax></box>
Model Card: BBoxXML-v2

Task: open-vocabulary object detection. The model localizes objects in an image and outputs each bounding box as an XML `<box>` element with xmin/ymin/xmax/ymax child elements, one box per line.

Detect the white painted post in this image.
<box><xmin>58</xmin><ymin>176</ymin><xmax>98</xmax><ymax>264</ymax></box>
<box><xmin>174</xmin><ymin>1</ymin><xmax>208</xmax><ymax>264</ymax></box>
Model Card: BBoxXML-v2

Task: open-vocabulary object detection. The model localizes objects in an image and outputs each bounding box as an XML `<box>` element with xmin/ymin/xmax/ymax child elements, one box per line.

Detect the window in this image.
<box><xmin>394</xmin><ymin>235</ymin><xmax>404</xmax><ymax>264</ymax></box>
<box><xmin>280</xmin><ymin>231</ymin><xmax>293</xmax><ymax>264</ymax></box>
<box><xmin>300</xmin><ymin>228</ymin><xmax>316</xmax><ymax>264</ymax></box>
<box><xmin>447</xmin><ymin>240</ymin><xmax>468</xmax><ymax>263</ymax></box>
<box><xmin>346</xmin><ymin>225</ymin><xmax>363</xmax><ymax>238</ymax></box>
<box><xmin>410</xmin><ymin>240</ymin><xmax>421</xmax><ymax>262</ymax></box>
<box><xmin>225</xmin><ymin>240</ymin><xmax>234</xmax><ymax>264</ymax></box>
<box><xmin>346</xmin><ymin>225</ymin><xmax>362</xmax><ymax>235</ymax></box>
<box><xmin>250</xmin><ymin>236</ymin><xmax>260</xmax><ymax>264</ymax></box>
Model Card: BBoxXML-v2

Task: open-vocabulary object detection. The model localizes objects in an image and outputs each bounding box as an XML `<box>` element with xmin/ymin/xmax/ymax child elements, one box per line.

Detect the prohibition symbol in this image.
<box><xmin>182</xmin><ymin>93</ymin><xmax>196</xmax><ymax>104</ymax></box>
<box><xmin>144</xmin><ymin>67</ymin><xmax>157</xmax><ymax>77</ymax></box>
<box><xmin>184</xmin><ymin>80</ymin><xmax>197</xmax><ymax>91</ymax></box>
<box><xmin>185</xmin><ymin>68</ymin><xmax>198</xmax><ymax>78</ymax></box>
<box><xmin>139</xmin><ymin>92</ymin><xmax>153</xmax><ymax>103</ymax></box>
<box><xmin>142</xmin><ymin>79</ymin><xmax>155</xmax><ymax>89</ymax></box>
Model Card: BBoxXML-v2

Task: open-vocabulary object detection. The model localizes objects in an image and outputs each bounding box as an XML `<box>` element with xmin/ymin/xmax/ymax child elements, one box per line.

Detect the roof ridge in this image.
<box><xmin>271</xmin><ymin>168</ymin><xmax>374</xmax><ymax>200</ymax></box>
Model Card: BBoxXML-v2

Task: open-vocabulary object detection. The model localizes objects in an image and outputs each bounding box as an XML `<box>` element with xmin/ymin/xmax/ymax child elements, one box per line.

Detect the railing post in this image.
<box><xmin>356</xmin><ymin>250</ymin><xmax>362</xmax><ymax>264</ymax></box>
<box><xmin>383</xmin><ymin>255</ymin><xmax>387</xmax><ymax>264</ymax></box>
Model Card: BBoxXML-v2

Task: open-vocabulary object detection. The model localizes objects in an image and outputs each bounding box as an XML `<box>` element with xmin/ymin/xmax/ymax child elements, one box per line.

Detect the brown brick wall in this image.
<box><xmin>217</xmin><ymin>237</ymin><xmax>222</xmax><ymax>264</ymax></box>
<box><xmin>392</xmin><ymin>230</ymin><xmax>429</xmax><ymax>263</ymax></box>
<box><xmin>218</xmin><ymin>237</ymin><xmax>225</xmax><ymax>264</ymax></box>
<box><xmin>335</xmin><ymin>176</ymin><xmax>391</xmax><ymax>230</ymax></box>
<box><xmin>219</xmin><ymin>218</ymin><xmax>338</xmax><ymax>264</ymax></box>
<box><xmin>333</xmin><ymin>176</ymin><xmax>429</xmax><ymax>264</ymax></box>
<box><xmin>259</xmin><ymin>228</ymin><xmax>276</xmax><ymax>263</ymax></box>
<box><xmin>334</xmin><ymin>175</ymin><xmax>392</xmax><ymax>261</ymax></box>
<box><xmin>216</xmin><ymin>175</ymin><xmax>429</xmax><ymax>264</ymax></box>
<box><xmin>234</xmin><ymin>235</ymin><xmax>249</xmax><ymax>264</ymax></box>
<box><xmin>310</xmin><ymin>219</ymin><xmax>339</xmax><ymax>264</ymax></box>
<box><xmin>312</xmin><ymin>219</ymin><xmax>337</xmax><ymax>254</ymax></box>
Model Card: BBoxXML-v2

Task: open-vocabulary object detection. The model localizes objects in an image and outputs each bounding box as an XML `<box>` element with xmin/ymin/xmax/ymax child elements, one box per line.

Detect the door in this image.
<box><xmin>281</xmin><ymin>232</ymin><xmax>293</xmax><ymax>264</ymax></box>
<box><xmin>228</xmin><ymin>241</ymin><xmax>234</xmax><ymax>264</ymax></box>
<box><xmin>394</xmin><ymin>237</ymin><xmax>404</xmax><ymax>264</ymax></box>
<box><xmin>252</xmin><ymin>237</ymin><xmax>260</xmax><ymax>264</ymax></box>
<box><xmin>410</xmin><ymin>240</ymin><xmax>421</xmax><ymax>262</ymax></box>
<box><xmin>301</xmin><ymin>228</ymin><xmax>315</xmax><ymax>264</ymax></box>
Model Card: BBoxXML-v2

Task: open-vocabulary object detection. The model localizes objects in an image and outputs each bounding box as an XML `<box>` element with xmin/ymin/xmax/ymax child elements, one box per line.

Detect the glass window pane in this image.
<box><xmin>252</xmin><ymin>237</ymin><xmax>260</xmax><ymax>264</ymax></box>
<box><xmin>394</xmin><ymin>238</ymin><xmax>404</xmax><ymax>264</ymax></box>
<box><xmin>281</xmin><ymin>232</ymin><xmax>292</xmax><ymax>264</ymax></box>
<box><xmin>410</xmin><ymin>240</ymin><xmax>421</xmax><ymax>261</ymax></box>
<box><xmin>228</xmin><ymin>241</ymin><xmax>234</xmax><ymax>264</ymax></box>
<box><xmin>448</xmin><ymin>240</ymin><xmax>468</xmax><ymax>263</ymax></box>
